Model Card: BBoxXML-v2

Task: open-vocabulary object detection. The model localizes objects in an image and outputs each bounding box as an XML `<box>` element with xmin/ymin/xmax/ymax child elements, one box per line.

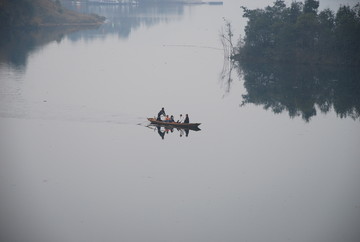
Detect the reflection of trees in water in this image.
<box><xmin>0</xmin><ymin>26</ymin><xmax>98</xmax><ymax>69</ymax></box>
<box><xmin>219</xmin><ymin>57</ymin><xmax>236</xmax><ymax>96</ymax></box>
<box><xmin>217</xmin><ymin>3</ymin><xmax>360</xmax><ymax>122</ymax></box>
<box><xmin>62</xmin><ymin>2</ymin><xmax>184</xmax><ymax>40</ymax></box>
<box><xmin>0</xmin><ymin>3</ymin><xmax>186</xmax><ymax>69</ymax></box>
<box><xmin>237</xmin><ymin>62</ymin><xmax>360</xmax><ymax>121</ymax></box>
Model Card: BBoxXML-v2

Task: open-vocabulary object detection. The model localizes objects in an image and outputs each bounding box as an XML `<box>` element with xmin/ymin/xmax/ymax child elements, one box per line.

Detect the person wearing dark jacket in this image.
<box><xmin>157</xmin><ymin>107</ymin><xmax>166</xmax><ymax>121</ymax></box>
<box><xmin>184</xmin><ymin>114</ymin><xmax>189</xmax><ymax>123</ymax></box>
<box><xmin>170</xmin><ymin>115</ymin><xmax>175</xmax><ymax>122</ymax></box>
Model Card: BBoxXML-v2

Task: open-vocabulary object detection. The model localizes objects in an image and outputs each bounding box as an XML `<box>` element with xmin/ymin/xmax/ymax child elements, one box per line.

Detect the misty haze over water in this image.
<box><xmin>0</xmin><ymin>1</ymin><xmax>359</xmax><ymax>242</ymax></box>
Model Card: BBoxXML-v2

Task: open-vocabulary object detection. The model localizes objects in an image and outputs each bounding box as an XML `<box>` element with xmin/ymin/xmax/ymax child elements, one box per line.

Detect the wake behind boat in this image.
<box><xmin>147</xmin><ymin>118</ymin><xmax>201</xmax><ymax>131</ymax></box>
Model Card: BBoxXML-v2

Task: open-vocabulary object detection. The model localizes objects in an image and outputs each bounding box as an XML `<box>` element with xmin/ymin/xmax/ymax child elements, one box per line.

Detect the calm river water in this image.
<box><xmin>0</xmin><ymin>1</ymin><xmax>359</xmax><ymax>242</ymax></box>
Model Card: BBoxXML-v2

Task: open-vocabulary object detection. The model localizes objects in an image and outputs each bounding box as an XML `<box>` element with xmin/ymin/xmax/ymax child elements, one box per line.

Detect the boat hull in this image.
<box><xmin>147</xmin><ymin>118</ymin><xmax>201</xmax><ymax>130</ymax></box>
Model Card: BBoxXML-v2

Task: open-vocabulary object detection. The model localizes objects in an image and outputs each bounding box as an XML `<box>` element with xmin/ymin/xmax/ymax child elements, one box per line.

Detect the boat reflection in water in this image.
<box><xmin>148</xmin><ymin>125</ymin><xmax>201</xmax><ymax>139</ymax></box>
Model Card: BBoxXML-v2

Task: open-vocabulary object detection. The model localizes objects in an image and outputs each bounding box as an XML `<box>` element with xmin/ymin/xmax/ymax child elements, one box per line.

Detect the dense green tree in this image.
<box><xmin>224</xmin><ymin>0</ymin><xmax>360</xmax><ymax>121</ymax></box>
<box><xmin>289</xmin><ymin>1</ymin><xmax>303</xmax><ymax>23</ymax></box>
<box><xmin>236</xmin><ymin>0</ymin><xmax>360</xmax><ymax>66</ymax></box>
<box><xmin>303</xmin><ymin>0</ymin><xmax>319</xmax><ymax>14</ymax></box>
<box><xmin>334</xmin><ymin>4</ymin><xmax>360</xmax><ymax>65</ymax></box>
<box><xmin>317</xmin><ymin>9</ymin><xmax>335</xmax><ymax>61</ymax></box>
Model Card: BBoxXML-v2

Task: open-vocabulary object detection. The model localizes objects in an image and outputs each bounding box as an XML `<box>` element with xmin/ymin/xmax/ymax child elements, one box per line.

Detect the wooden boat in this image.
<box><xmin>147</xmin><ymin>118</ymin><xmax>201</xmax><ymax>130</ymax></box>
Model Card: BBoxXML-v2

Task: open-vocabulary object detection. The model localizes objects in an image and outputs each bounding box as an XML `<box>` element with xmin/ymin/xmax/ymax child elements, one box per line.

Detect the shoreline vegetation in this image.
<box><xmin>0</xmin><ymin>0</ymin><xmax>105</xmax><ymax>67</ymax></box>
<box><xmin>219</xmin><ymin>0</ymin><xmax>360</xmax><ymax>121</ymax></box>
<box><xmin>0</xmin><ymin>0</ymin><xmax>105</xmax><ymax>30</ymax></box>
<box><xmin>227</xmin><ymin>0</ymin><xmax>360</xmax><ymax>66</ymax></box>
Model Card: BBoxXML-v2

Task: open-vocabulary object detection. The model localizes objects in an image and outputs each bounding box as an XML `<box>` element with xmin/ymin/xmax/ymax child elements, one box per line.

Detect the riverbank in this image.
<box><xmin>0</xmin><ymin>0</ymin><xmax>105</xmax><ymax>30</ymax></box>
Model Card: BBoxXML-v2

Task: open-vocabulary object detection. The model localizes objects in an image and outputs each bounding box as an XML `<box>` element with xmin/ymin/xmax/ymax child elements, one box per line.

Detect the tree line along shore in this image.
<box><xmin>232</xmin><ymin>0</ymin><xmax>360</xmax><ymax>66</ymax></box>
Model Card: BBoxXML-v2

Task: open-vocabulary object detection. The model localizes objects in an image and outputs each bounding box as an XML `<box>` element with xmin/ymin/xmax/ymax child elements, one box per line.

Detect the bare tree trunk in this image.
<box><xmin>219</xmin><ymin>18</ymin><xmax>235</xmax><ymax>59</ymax></box>
<box><xmin>219</xmin><ymin>18</ymin><xmax>237</xmax><ymax>95</ymax></box>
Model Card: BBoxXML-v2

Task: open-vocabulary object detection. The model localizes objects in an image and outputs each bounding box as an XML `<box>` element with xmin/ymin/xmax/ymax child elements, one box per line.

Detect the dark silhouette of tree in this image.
<box><xmin>235</xmin><ymin>0</ymin><xmax>360</xmax><ymax>66</ymax></box>
<box><xmin>303</xmin><ymin>0</ymin><xmax>319</xmax><ymax>14</ymax></box>
<box><xmin>334</xmin><ymin>4</ymin><xmax>360</xmax><ymax>65</ymax></box>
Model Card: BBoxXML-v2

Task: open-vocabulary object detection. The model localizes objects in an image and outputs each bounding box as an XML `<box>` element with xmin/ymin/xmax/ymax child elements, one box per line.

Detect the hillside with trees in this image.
<box><xmin>233</xmin><ymin>0</ymin><xmax>360</xmax><ymax>66</ymax></box>
<box><xmin>0</xmin><ymin>0</ymin><xmax>105</xmax><ymax>29</ymax></box>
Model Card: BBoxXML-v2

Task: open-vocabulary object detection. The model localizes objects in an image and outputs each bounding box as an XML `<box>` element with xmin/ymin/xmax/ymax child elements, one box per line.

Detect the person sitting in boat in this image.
<box><xmin>165</xmin><ymin>115</ymin><xmax>171</xmax><ymax>122</ymax></box>
<box><xmin>177</xmin><ymin>114</ymin><xmax>183</xmax><ymax>123</ymax></box>
<box><xmin>184</xmin><ymin>114</ymin><xmax>189</xmax><ymax>123</ymax></box>
<box><xmin>157</xmin><ymin>107</ymin><xmax>166</xmax><ymax>121</ymax></box>
<box><xmin>170</xmin><ymin>115</ymin><xmax>175</xmax><ymax>122</ymax></box>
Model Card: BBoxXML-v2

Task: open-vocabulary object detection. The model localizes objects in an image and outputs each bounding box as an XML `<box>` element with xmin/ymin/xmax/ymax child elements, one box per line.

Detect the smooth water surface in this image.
<box><xmin>0</xmin><ymin>1</ymin><xmax>359</xmax><ymax>242</ymax></box>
